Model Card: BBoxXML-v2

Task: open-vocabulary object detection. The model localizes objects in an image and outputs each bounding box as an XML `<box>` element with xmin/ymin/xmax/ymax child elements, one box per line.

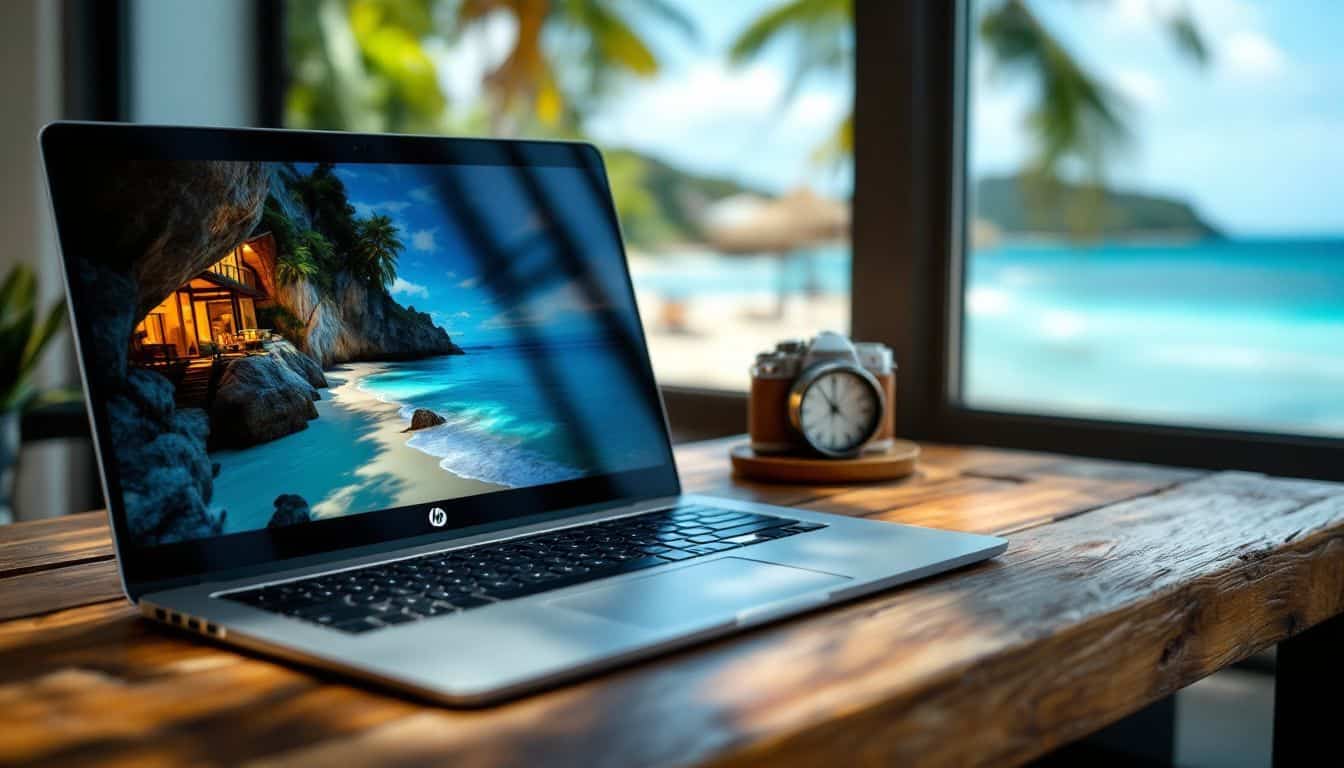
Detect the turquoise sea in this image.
<box><xmin>359</xmin><ymin>339</ymin><xmax>669</xmax><ymax>487</ymax></box>
<box><xmin>637</xmin><ymin>238</ymin><xmax>1344</xmax><ymax>436</ymax></box>
<box><xmin>964</xmin><ymin>238</ymin><xmax>1344</xmax><ymax>436</ymax></box>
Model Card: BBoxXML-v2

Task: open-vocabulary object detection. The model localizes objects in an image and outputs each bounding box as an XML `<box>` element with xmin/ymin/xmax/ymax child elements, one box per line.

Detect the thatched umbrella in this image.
<box><xmin>704</xmin><ymin>187</ymin><xmax>849</xmax><ymax>317</ymax></box>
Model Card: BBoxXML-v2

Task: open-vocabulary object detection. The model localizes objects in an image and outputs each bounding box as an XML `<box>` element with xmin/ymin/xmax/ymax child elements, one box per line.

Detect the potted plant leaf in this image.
<box><xmin>1</xmin><ymin>264</ymin><xmax>67</xmax><ymax>524</ymax></box>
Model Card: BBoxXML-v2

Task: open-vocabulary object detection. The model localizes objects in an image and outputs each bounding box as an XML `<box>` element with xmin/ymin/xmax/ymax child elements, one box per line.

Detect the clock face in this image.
<box><xmin>796</xmin><ymin>367</ymin><xmax>881</xmax><ymax>456</ymax></box>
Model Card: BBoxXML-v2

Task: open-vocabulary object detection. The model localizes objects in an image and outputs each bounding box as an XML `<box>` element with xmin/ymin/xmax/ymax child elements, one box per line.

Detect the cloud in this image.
<box><xmin>444</xmin><ymin>270</ymin><xmax>457</xmax><ymax>279</ymax></box>
<box><xmin>352</xmin><ymin>200</ymin><xmax>412</xmax><ymax>217</ymax></box>
<box><xmin>389</xmin><ymin>277</ymin><xmax>429</xmax><ymax>298</ymax></box>
<box><xmin>411</xmin><ymin>228</ymin><xmax>437</xmax><ymax>251</ymax></box>
<box><xmin>410</xmin><ymin>185</ymin><xmax>437</xmax><ymax>204</ymax></box>
<box><xmin>458</xmin><ymin>277</ymin><xmax>480</xmax><ymax>289</ymax></box>
<box><xmin>451</xmin><ymin>311</ymin><xmax>470</xmax><ymax>319</ymax></box>
<box><xmin>1113</xmin><ymin>69</ymin><xmax>1165</xmax><ymax>108</ymax></box>
<box><xmin>480</xmin><ymin>283</ymin><xmax>605</xmax><ymax>330</ymax></box>
<box><xmin>582</xmin><ymin>60</ymin><xmax>850</xmax><ymax>194</ymax></box>
<box><xmin>333</xmin><ymin>168</ymin><xmax>359</xmax><ymax>181</ymax></box>
<box><xmin>1222</xmin><ymin>31</ymin><xmax>1286</xmax><ymax>81</ymax></box>
<box><xmin>1100</xmin><ymin>0</ymin><xmax>1290</xmax><ymax>85</ymax></box>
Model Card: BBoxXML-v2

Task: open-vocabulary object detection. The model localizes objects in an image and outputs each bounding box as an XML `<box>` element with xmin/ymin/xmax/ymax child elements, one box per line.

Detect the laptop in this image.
<box><xmin>41</xmin><ymin>122</ymin><xmax>1005</xmax><ymax>705</ymax></box>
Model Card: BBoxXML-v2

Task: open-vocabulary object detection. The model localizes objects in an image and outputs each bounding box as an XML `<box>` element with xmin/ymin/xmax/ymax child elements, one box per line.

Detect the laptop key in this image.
<box><xmin>332</xmin><ymin>617</ymin><xmax>382</xmax><ymax>634</ymax></box>
<box><xmin>703</xmin><ymin>515</ymin><xmax>760</xmax><ymax>530</ymax></box>
<box><xmin>657</xmin><ymin>550</ymin><xmax>697</xmax><ymax>562</ymax></box>
<box><xmin>297</xmin><ymin>601</ymin><xmax>376</xmax><ymax>625</ymax></box>
<box><xmin>449</xmin><ymin>595</ymin><xmax>492</xmax><ymax>609</ymax></box>
<box><xmin>713</xmin><ymin>519</ymin><xmax>796</xmax><ymax>539</ymax></box>
<box><xmin>688</xmin><ymin>542</ymin><xmax>736</xmax><ymax>554</ymax></box>
<box><xmin>227</xmin><ymin>507</ymin><xmax>800</xmax><ymax>621</ymax></box>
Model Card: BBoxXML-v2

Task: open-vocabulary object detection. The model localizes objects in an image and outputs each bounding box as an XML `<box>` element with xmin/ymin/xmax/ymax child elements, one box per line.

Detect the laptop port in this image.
<box><xmin>205</xmin><ymin>623</ymin><xmax>220</xmax><ymax>636</ymax></box>
<box><xmin>154</xmin><ymin>608</ymin><xmax>167</xmax><ymax>621</ymax></box>
<box><xmin>186</xmin><ymin>618</ymin><xmax>200</xmax><ymax>632</ymax></box>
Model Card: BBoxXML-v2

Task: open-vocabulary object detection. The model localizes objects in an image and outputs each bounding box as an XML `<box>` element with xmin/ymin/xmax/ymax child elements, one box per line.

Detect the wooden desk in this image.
<box><xmin>3</xmin><ymin>438</ymin><xmax>1343</xmax><ymax>766</ymax></box>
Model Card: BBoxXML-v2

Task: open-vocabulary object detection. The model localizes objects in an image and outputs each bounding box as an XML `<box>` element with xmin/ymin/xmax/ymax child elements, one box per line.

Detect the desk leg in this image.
<box><xmin>1273</xmin><ymin>612</ymin><xmax>1344</xmax><ymax>767</ymax></box>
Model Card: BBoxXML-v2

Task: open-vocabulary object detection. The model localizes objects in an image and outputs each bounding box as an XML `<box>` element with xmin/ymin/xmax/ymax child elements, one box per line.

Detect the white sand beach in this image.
<box><xmin>209</xmin><ymin>361</ymin><xmax>504</xmax><ymax>533</ymax></box>
<box><xmin>634</xmin><ymin>288</ymin><xmax>850</xmax><ymax>391</ymax></box>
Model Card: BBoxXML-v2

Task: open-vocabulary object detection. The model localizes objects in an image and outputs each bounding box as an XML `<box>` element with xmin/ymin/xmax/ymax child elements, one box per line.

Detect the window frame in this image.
<box><xmin>867</xmin><ymin>0</ymin><xmax>1344</xmax><ymax>480</ymax></box>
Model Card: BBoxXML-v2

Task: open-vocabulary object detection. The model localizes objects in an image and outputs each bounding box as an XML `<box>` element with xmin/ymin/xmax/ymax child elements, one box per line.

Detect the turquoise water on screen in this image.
<box><xmin>358</xmin><ymin>339</ymin><xmax>669</xmax><ymax>487</ymax></box>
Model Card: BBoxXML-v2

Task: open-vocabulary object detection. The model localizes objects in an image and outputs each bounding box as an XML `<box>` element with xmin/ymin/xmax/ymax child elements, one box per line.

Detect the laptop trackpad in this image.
<box><xmin>548</xmin><ymin>557</ymin><xmax>850</xmax><ymax>631</ymax></box>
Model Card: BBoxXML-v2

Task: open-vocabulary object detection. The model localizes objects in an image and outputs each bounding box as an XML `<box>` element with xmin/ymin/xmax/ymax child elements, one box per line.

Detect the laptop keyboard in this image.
<box><xmin>223</xmin><ymin>504</ymin><xmax>826</xmax><ymax>634</ymax></box>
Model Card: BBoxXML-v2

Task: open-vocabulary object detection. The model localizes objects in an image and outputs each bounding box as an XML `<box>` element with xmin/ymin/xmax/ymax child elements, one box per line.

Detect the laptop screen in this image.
<box><xmin>44</xmin><ymin>126</ymin><xmax>678</xmax><ymax>588</ymax></box>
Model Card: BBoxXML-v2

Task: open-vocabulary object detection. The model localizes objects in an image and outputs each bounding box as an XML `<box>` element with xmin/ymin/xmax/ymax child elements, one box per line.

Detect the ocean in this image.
<box><xmin>964</xmin><ymin>238</ymin><xmax>1344</xmax><ymax>436</ymax></box>
<box><xmin>634</xmin><ymin>238</ymin><xmax>1344</xmax><ymax>436</ymax></box>
<box><xmin>359</xmin><ymin>339</ymin><xmax>669</xmax><ymax>487</ymax></box>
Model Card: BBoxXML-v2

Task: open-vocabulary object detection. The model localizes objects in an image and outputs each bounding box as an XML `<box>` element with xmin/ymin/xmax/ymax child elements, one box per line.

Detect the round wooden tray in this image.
<box><xmin>730</xmin><ymin>440</ymin><xmax>920</xmax><ymax>484</ymax></box>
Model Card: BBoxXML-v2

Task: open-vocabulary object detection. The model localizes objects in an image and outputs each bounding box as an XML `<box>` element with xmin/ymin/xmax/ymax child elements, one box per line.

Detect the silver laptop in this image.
<box><xmin>42</xmin><ymin>122</ymin><xmax>1005</xmax><ymax>705</ymax></box>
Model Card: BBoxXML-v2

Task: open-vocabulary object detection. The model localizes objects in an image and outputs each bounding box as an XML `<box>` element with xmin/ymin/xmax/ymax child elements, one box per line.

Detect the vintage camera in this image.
<box><xmin>749</xmin><ymin>331</ymin><xmax>896</xmax><ymax>458</ymax></box>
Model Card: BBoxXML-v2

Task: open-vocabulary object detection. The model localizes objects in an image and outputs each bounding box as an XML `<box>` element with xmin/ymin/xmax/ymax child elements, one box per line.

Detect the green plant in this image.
<box><xmin>256</xmin><ymin>305</ymin><xmax>306</xmax><ymax>344</ymax></box>
<box><xmin>353</xmin><ymin>214</ymin><xmax>403</xmax><ymax>290</ymax></box>
<box><xmin>0</xmin><ymin>264</ymin><xmax>67</xmax><ymax>412</ymax></box>
<box><xmin>277</xmin><ymin>230</ymin><xmax>329</xmax><ymax>285</ymax></box>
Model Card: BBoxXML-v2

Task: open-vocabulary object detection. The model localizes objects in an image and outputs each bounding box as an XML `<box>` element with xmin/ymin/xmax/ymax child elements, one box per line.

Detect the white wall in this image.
<box><xmin>130</xmin><ymin>0</ymin><xmax>258</xmax><ymax>125</ymax></box>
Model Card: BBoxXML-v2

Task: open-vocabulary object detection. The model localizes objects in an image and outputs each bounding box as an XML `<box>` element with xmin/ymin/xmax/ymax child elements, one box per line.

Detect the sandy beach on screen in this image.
<box><xmin>209</xmin><ymin>361</ymin><xmax>504</xmax><ymax>532</ymax></box>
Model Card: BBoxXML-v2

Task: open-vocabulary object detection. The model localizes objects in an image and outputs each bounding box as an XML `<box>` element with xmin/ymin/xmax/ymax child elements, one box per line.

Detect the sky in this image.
<box><xmin>428</xmin><ymin>0</ymin><xmax>1341</xmax><ymax>238</ymax></box>
<box><xmin>323</xmin><ymin>162</ymin><xmax>636</xmax><ymax>345</ymax></box>
<box><xmin>429</xmin><ymin>0</ymin><xmax>853</xmax><ymax>199</ymax></box>
<box><xmin>970</xmin><ymin>0</ymin><xmax>1344</xmax><ymax>236</ymax></box>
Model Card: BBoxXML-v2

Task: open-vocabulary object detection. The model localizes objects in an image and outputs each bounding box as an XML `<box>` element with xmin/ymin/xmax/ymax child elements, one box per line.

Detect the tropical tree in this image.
<box><xmin>287</xmin><ymin>163</ymin><xmax>359</xmax><ymax>251</ymax></box>
<box><xmin>353</xmin><ymin>214</ymin><xmax>403</xmax><ymax>289</ymax></box>
<box><xmin>276</xmin><ymin>230</ymin><xmax>329</xmax><ymax>285</ymax></box>
<box><xmin>729</xmin><ymin>0</ymin><xmax>1208</xmax><ymax>182</ymax></box>
<box><xmin>286</xmin><ymin>0</ymin><xmax>446</xmax><ymax>133</ymax></box>
<box><xmin>729</xmin><ymin>0</ymin><xmax>852</xmax><ymax>162</ymax></box>
<box><xmin>286</xmin><ymin>0</ymin><xmax>696</xmax><ymax>136</ymax></box>
<box><xmin>452</xmin><ymin>0</ymin><xmax>697</xmax><ymax>133</ymax></box>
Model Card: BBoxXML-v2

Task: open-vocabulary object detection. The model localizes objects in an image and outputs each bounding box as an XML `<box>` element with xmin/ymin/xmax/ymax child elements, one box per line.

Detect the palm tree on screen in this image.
<box><xmin>354</xmin><ymin>215</ymin><xmax>403</xmax><ymax>290</ymax></box>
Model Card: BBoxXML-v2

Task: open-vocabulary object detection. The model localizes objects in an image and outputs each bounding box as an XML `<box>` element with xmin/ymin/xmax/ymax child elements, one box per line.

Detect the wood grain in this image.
<box><xmin>0</xmin><ymin>510</ymin><xmax>113</xmax><ymax>579</ymax></box>
<box><xmin>0</xmin><ymin>441</ymin><xmax>1339</xmax><ymax>768</ymax></box>
<box><xmin>0</xmin><ymin>559</ymin><xmax>125</xmax><ymax>622</ymax></box>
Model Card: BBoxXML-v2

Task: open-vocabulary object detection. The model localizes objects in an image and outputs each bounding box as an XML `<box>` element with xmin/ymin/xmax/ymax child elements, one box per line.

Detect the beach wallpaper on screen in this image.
<box><xmin>64</xmin><ymin>159</ymin><xmax>666</xmax><ymax>547</ymax></box>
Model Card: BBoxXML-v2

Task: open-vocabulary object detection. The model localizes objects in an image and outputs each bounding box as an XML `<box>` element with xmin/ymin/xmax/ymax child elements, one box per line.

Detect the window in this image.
<box><xmin>961</xmin><ymin>0</ymin><xmax>1344</xmax><ymax>439</ymax></box>
<box><xmin>280</xmin><ymin>0</ymin><xmax>853</xmax><ymax>392</ymax></box>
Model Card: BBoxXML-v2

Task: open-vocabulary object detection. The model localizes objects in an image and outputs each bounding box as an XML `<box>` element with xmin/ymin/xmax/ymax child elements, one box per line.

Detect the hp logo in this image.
<box><xmin>428</xmin><ymin>507</ymin><xmax>447</xmax><ymax>527</ymax></box>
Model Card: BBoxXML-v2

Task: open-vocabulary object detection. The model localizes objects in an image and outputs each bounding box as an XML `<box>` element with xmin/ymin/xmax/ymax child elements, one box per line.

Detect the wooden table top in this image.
<box><xmin>4</xmin><ymin>437</ymin><xmax>1344</xmax><ymax>767</ymax></box>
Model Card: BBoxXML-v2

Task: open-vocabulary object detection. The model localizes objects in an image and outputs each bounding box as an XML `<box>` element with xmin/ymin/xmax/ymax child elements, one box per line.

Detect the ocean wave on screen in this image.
<box><xmin>404</xmin><ymin>419</ymin><xmax>585</xmax><ymax>488</ymax></box>
<box><xmin>359</xmin><ymin>364</ymin><xmax>583</xmax><ymax>487</ymax></box>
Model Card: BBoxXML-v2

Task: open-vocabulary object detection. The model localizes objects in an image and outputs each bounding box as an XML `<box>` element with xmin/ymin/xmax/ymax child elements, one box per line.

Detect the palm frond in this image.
<box><xmin>729</xmin><ymin>0</ymin><xmax>851</xmax><ymax>111</ymax></box>
<box><xmin>1167</xmin><ymin>11</ymin><xmax>1210</xmax><ymax>66</ymax></box>
<box><xmin>585</xmin><ymin>2</ymin><xmax>659</xmax><ymax>76</ymax></box>
<box><xmin>629</xmin><ymin>0</ymin><xmax>699</xmax><ymax>44</ymax></box>
<box><xmin>980</xmin><ymin>0</ymin><xmax>1127</xmax><ymax>175</ymax></box>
